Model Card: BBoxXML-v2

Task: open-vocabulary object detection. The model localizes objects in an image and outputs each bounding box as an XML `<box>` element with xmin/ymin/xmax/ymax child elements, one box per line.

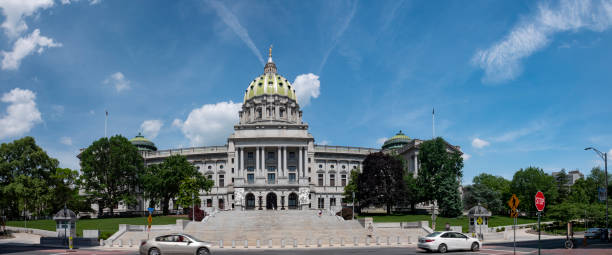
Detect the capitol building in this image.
<box><xmin>123</xmin><ymin>50</ymin><xmax>462</xmax><ymax>214</ymax></box>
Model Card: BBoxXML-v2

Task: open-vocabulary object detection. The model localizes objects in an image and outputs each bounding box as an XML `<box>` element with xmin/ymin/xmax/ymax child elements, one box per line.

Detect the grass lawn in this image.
<box><xmin>6</xmin><ymin>216</ymin><xmax>187</xmax><ymax>239</ymax></box>
<box><xmin>358</xmin><ymin>214</ymin><xmax>541</xmax><ymax>232</ymax></box>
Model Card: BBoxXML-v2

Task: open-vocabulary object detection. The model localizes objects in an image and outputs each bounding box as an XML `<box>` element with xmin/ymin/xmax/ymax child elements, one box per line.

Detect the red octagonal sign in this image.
<box><xmin>535</xmin><ymin>191</ymin><xmax>545</xmax><ymax>211</ymax></box>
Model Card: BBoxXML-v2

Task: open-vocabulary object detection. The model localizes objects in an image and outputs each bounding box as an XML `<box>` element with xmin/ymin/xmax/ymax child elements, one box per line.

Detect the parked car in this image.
<box><xmin>139</xmin><ymin>233</ymin><xmax>212</xmax><ymax>255</ymax></box>
<box><xmin>584</xmin><ymin>228</ymin><xmax>612</xmax><ymax>239</ymax></box>
<box><xmin>418</xmin><ymin>231</ymin><xmax>481</xmax><ymax>253</ymax></box>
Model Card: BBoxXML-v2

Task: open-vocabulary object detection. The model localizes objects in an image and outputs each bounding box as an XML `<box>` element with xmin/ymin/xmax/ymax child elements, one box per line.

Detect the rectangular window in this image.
<box><xmin>231</xmin><ymin>158</ymin><xmax>234</xmax><ymax>163</ymax></box>
<box><xmin>318</xmin><ymin>198</ymin><xmax>324</xmax><ymax>209</ymax></box>
<box><xmin>318</xmin><ymin>174</ymin><xmax>324</xmax><ymax>186</ymax></box>
<box><xmin>247</xmin><ymin>167</ymin><xmax>255</xmax><ymax>172</ymax></box>
<box><xmin>308</xmin><ymin>167</ymin><xmax>311</xmax><ymax>173</ymax></box>
<box><xmin>289</xmin><ymin>173</ymin><xmax>296</xmax><ymax>183</ymax></box>
<box><xmin>267</xmin><ymin>151</ymin><xmax>275</xmax><ymax>160</ymax></box>
<box><xmin>231</xmin><ymin>178</ymin><xmax>234</xmax><ymax>183</ymax></box>
<box><xmin>247</xmin><ymin>174</ymin><xmax>255</xmax><ymax>184</ymax></box>
<box><xmin>219</xmin><ymin>175</ymin><xmax>224</xmax><ymax>187</ymax></box>
<box><xmin>231</xmin><ymin>168</ymin><xmax>234</xmax><ymax>173</ymax></box>
<box><xmin>288</xmin><ymin>166</ymin><xmax>296</xmax><ymax>171</ymax></box>
<box><xmin>207</xmin><ymin>199</ymin><xmax>212</xmax><ymax>207</ymax></box>
<box><xmin>330</xmin><ymin>174</ymin><xmax>335</xmax><ymax>187</ymax></box>
<box><xmin>289</xmin><ymin>152</ymin><xmax>296</xmax><ymax>159</ymax></box>
<box><xmin>330</xmin><ymin>198</ymin><xmax>336</xmax><ymax>207</ymax></box>
<box><xmin>308</xmin><ymin>158</ymin><xmax>311</xmax><ymax>163</ymax></box>
<box><xmin>267</xmin><ymin>173</ymin><xmax>276</xmax><ymax>184</ymax></box>
<box><xmin>248</xmin><ymin>152</ymin><xmax>254</xmax><ymax>159</ymax></box>
<box><xmin>267</xmin><ymin>166</ymin><xmax>276</xmax><ymax>171</ymax></box>
<box><xmin>341</xmin><ymin>174</ymin><xmax>347</xmax><ymax>186</ymax></box>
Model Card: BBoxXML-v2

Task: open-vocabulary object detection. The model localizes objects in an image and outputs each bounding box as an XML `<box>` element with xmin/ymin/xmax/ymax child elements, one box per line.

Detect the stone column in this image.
<box><xmin>235</xmin><ymin>148</ymin><xmax>239</xmax><ymax>177</ymax></box>
<box><xmin>277</xmin><ymin>147</ymin><xmax>282</xmax><ymax>176</ymax></box>
<box><xmin>256</xmin><ymin>147</ymin><xmax>260</xmax><ymax>172</ymax></box>
<box><xmin>240</xmin><ymin>148</ymin><xmax>244</xmax><ymax>178</ymax></box>
<box><xmin>298</xmin><ymin>147</ymin><xmax>303</xmax><ymax>178</ymax></box>
<box><xmin>262</xmin><ymin>147</ymin><xmax>266</xmax><ymax>173</ymax></box>
<box><xmin>413</xmin><ymin>153</ymin><xmax>418</xmax><ymax>177</ymax></box>
<box><xmin>283</xmin><ymin>147</ymin><xmax>287</xmax><ymax>177</ymax></box>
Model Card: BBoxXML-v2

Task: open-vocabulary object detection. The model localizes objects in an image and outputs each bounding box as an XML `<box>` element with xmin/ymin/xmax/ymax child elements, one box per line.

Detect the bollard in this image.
<box><xmin>268</xmin><ymin>239</ymin><xmax>272</xmax><ymax>248</ymax></box>
<box><xmin>329</xmin><ymin>238</ymin><xmax>333</xmax><ymax>247</ymax></box>
<box><xmin>281</xmin><ymin>239</ymin><xmax>285</xmax><ymax>248</ymax></box>
<box><xmin>376</xmin><ymin>236</ymin><xmax>380</xmax><ymax>245</ymax></box>
<box><xmin>366</xmin><ymin>237</ymin><xmax>370</xmax><ymax>246</ymax></box>
<box><xmin>232</xmin><ymin>240</ymin><xmax>236</xmax><ymax>248</ymax></box>
<box><xmin>306</xmin><ymin>239</ymin><xmax>310</xmax><ymax>247</ymax></box>
<box><xmin>256</xmin><ymin>239</ymin><xmax>260</xmax><ymax>248</ymax></box>
<box><xmin>100</xmin><ymin>239</ymin><xmax>104</xmax><ymax>246</ymax></box>
<box><xmin>397</xmin><ymin>236</ymin><xmax>401</xmax><ymax>245</ymax></box>
<box><xmin>353</xmin><ymin>237</ymin><xmax>358</xmax><ymax>246</ymax></box>
<box><xmin>244</xmin><ymin>240</ymin><xmax>248</xmax><ymax>248</ymax></box>
<box><xmin>293</xmin><ymin>239</ymin><xmax>297</xmax><ymax>248</ymax></box>
<box><xmin>129</xmin><ymin>239</ymin><xmax>133</xmax><ymax>247</ymax></box>
<box><xmin>317</xmin><ymin>239</ymin><xmax>321</xmax><ymax>247</ymax></box>
<box><xmin>386</xmin><ymin>236</ymin><xmax>390</xmax><ymax>246</ymax></box>
<box><xmin>408</xmin><ymin>236</ymin><xmax>412</xmax><ymax>244</ymax></box>
<box><xmin>219</xmin><ymin>240</ymin><xmax>223</xmax><ymax>248</ymax></box>
<box><xmin>119</xmin><ymin>240</ymin><xmax>123</xmax><ymax>247</ymax></box>
<box><xmin>340</xmin><ymin>237</ymin><xmax>344</xmax><ymax>246</ymax></box>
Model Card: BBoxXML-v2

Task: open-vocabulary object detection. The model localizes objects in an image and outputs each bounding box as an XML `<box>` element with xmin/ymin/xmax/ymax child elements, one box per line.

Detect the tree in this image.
<box><xmin>404</xmin><ymin>174</ymin><xmax>423</xmax><ymax>212</ymax></box>
<box><xmin>473</xmin><ymin>173</ymin><xmax>511</xmax><ymax>199</ymax></box>
<box><xmin>342</xmin><ymin>169</ymin><xmax>360</xmax><ymax>204</ymax></box>
<box><xmin>510</xmin><ymin>167</ymin><xmax>558</xmax><ymax>215</ymax></box>
<box><xmin>553</xmin><ymin>169</ymin><xmax>570</xmax><ymax>205</ymax></box>
<box><xmin>417</xmin><ymin>137</ymin><xmax>464</xmax><ymax>217</ymax></box>
<box><xmin>462</xmin><ymin>184</ymin><xmax>504</xmax><ymax>214</ymax></box>
<box><xmin>176</xmin><ymin>175</ymin><xmax>213</xmax><ymax>209</ymax></box>
<box><xmin>142</xmin><ymin>155</ymin><xmax>210</xmax><ymax>214</ymax></box>
<box><xmin>547</xmin><ymin>201</ymin><xmax>584</xmax><ymax>225</ymax></box>
<box><xmin>357</xmin><ymin>152</ymin><xmax>405</xmax><ymax>215</ymax></box>
<box><xmin>80</xmin><ymin>135</ymin><xmax>144</xmax><ymax>216</ymax></box>
<box><xmin>0</xmin><ymin>137</ymin><xmax>58</xmax><ymax>218</ymax></box>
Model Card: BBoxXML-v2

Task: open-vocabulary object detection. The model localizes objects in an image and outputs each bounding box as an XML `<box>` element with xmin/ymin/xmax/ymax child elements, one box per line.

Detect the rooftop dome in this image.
<box><xmin>130</xmin><ymin>133</ymin><xmax>157</xmax><ymax>151</ymax></box>
<box><xmin>382</xmin><ymin>130</ymin><xmax>411</xmax><ymax>150</ymax></box>
<box><xmin>53</xmin><ymin>207</ymin><xmax>77</xmax><ymax>220</ymax></box>
<box><xmin>244</xmin><ymin>46</ymin><xmax>297</xmax><ymax>103</ymax></box>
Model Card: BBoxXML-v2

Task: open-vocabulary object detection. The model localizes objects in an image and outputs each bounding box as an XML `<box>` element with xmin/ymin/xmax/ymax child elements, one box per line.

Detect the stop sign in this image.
<box><xmin>535</xmin><ymin>191</ymin><xmax>545</xmax><ymax>211</ymax></box>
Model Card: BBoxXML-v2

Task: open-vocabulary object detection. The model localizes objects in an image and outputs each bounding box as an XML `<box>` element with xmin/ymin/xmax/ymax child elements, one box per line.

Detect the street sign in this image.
<box><xmin>147</xmin><ymin>207</ymin><xmax>154</xmax><ymax>214</ymax></box>
<box><xmin>598</xmin><ymin>187</ymin><xmax>606</xmax><ymax>202</ymax></box>
<box><xmin>508</xmin><ymin>194</ymin><xmax>520</xmax><ymax>218</ymax></box>
<box><xmin>477</xmin><ymin>217</ymin><xmax>483</xmax><ymax>225</ymax></box>
<box><xmin>147</xmin><ymin>214</ymin><xmax>152</xmax><ymax>230</ymax></box>
<box><xmin>535</xmin><ymin>191</ymin><xmax>545</xmax><ymax>212</ymax></box>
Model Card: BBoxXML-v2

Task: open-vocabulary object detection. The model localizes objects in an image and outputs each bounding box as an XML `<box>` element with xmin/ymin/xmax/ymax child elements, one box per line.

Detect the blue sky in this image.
<box><xmin>0</xmin><ymin>0</ymin><xmax>611</xmax><ymax>184</ymax></box>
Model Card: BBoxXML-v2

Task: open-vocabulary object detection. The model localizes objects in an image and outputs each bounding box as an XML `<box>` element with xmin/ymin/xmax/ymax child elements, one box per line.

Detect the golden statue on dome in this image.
<box><xmin>269</xmin><ymin>44</ymin><xmax>273</xmax><ymax>58</ymax></box>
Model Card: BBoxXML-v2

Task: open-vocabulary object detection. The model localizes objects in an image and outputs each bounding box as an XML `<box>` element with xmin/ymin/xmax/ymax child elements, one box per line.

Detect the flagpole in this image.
<box><xmin>105</xmin><ymin>110</ymin><xmax>108</xmax><ymax>138</ymax></box>
<box><xmin>432</xmin><ymin>108</ymin><xmax>435</xmax><ymax>139</ymax></box>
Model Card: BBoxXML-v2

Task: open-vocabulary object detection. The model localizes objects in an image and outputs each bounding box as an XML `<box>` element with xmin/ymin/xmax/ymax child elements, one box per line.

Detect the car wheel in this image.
<box><xmin>471</xmin><ymin>242</ymin><xmax>480</xmax><ymax>252</ymax></box>
<box><xmin>197</xmin><ymin>247</ymin><xmax>210</xmax><ymax>255</ymax></box>
<box><xmin>148</xmin><ymin>247</ymin><xmax>161</xmax><ymax>255</ymax></box>
<box><xmin>438</xmin><ymin>244</ymin><xmax>447</xmax><ymax>253</ymax></box>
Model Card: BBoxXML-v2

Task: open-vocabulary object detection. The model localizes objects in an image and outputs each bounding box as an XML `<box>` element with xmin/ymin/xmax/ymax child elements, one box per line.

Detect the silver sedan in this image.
<box><xmin>139</xmin><ymin>233</ymin><xmax>212</xmax><ymax>255</ymax></box>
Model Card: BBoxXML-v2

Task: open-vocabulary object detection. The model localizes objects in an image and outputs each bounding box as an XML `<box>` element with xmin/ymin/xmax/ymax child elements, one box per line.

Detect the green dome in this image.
<box><xmin>382</xmin><ymin>130</ymin><xmax>411</xmax><ymax>150</ymax></box>
<box><xmin>244</xmin><ymin>47</ymin><xmax>297</xmax><ymax>103</ymax></box>
<box><xmin>130</xmin><ymin>133</ymin><xmax>157</xmax><ymax>151</ymax></box>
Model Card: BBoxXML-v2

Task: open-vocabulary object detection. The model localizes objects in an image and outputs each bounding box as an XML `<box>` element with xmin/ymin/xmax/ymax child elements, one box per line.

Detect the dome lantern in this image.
<box><xmin>382</xmin><ymin>130</ymin><xmax>411</xmax><ymax>150</ymax></box>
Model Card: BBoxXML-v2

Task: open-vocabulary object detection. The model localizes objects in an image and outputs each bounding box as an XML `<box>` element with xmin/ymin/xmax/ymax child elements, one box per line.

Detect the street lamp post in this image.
<box><xmin>585</xmin><ymin>147</ymin><xmax>608</xmax><ymax>237</ymax></box>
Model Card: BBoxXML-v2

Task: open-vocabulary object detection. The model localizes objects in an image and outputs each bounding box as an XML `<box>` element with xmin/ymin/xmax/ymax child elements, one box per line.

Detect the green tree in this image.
<box><xmin>80</xmin><ymin>135</ymin><xmax>144</xmax><ymax>215</ymax></box>
<box><xmin>176</xmin><ymin>175</ymin><xmax>213</xmax><ymax>209</ymax></box>
<box><xmin>417</xmin><ymin>137</ymin><xmax>464</xmax><ymax>217</ymax></box>
<box><xmin>403</xmin><ymin>174</ymin><xmax>423</xmax><ymax>212</ymax></box>
<box><xmin>0</xmin><ymin>137</ymin><xmax>58</xmax><ymax>218</ymax></box>
<box><xmin>142</xmin><ymin>155</ymin><xmax>208</xmax><ymax>214</ymax></box>
<box><xmin>547</xmin><ymin>201</ymin><xmax>584</xmax><ymax>224</ymax></box>
<box><xmin>510</xmin><ymin>167</ymin><xmax>558</xmax><ymax>215</ymax></box>
<box><xmin>342</xmin><ymin>169</ymin><xmax>360</xmax><ymax>204</ymax></box>
<box><xmin>462</xmin><ymin>184</ymin><xmax>504</xmax><ymax>214</ymax></box>
<box><xmin>357</xmin><ymin>152</ymin><xmax>405</xmax><ymax>215</ymax></box>
<box><xmin>473</xmin><ymin>173</ymin><xmax>511</xmax><ymax>198</ymax></box>
<box><xmin>553</xmin><ymin>169</ymin><xmax>570</xmax><ymax>205</ymax></box>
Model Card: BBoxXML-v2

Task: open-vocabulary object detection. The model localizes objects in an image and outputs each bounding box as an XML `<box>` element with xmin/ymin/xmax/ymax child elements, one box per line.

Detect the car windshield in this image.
<box><xmin>587</xmin><ymin>228</ymin><xmax>600</xmax><ymax>232</ymax></box>
<box><xmin>426</xmin><ymin>232</ymin><xmax>442</xmax><ymax>237</ymax></box>
<box><xmin>182</xmin><ymin>234</ymin><xmax>202</xmax><ymax>242</ymax></box>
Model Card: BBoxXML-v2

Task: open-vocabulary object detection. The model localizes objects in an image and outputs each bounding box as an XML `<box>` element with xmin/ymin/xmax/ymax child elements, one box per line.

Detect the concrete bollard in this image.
<box><xmin>397</xmin><ymin>236</ymin><xmax>401</xmax><ymax>245</ymax></box>
<box><xmin>386</xmin><ymin>236</ymin><xmax>390</xmax><ymax>246</ymax></box>
<box><xmin>256</xmin><ymin>240</ymin><xmax>260</xmax><ymax>248</ymax></box>
<box><xmin>305</xmin><ymin>239</ymin><xmax>310</xmax><ymax>247</ymax></box>
<box><xmin>232</xmin><ymin>240</ymin><xmax>236</xmax><ymax>248</ymax></box>
<box><xmin>407</xmin><ymin>236</ymin><xmax>412</xmax><ymax>244</ymax></box>
<box><xmin>353</xmin><ymin>237</ymin><xmax>358</xmax><ymax>246</ymax></box>
<box><xmin>129</xmin><ymin>239</ymin><xmax>133</xmax><ymax>247</ymax></box>
<box><xmin>268</xmin><ymin>239</ymin><xmax>272</xmax><ymax>248</ymax></box>
<box><xmin>376</xmin><ymin>236</ymin><xmax>380</xmax><ymax>245</ymax></box>
<box><xmin>119</xmin><ymin>240</ymin><xmax>123</xmax><ymax>247</ymax></box>
<box><xmin>244</xmin><ymin>240</ymin><xmax>248</xmax><ymax>248</ymax></box>
<box><xmin>219</xmin><ymin>240</ymin><xmax>223</xmax><ymax>248</ymax></box>
<box><xmin>329</xmin><ymin>238</ymin><xmax>333</xmax><ymax>247</ymax></box>
<box><xmin>281</xmin><ymin>239</ymin><xmax>285</xmax><ymax>248</ymax></box>
<box><xmin>365</xmin><ymin>237</ymin><xmax>370</xmax><ymax>246</ymax></box>
<box><xmin>340</xmin><ymin>237</ymin><xmax>344</xmax><ymax>246</ymax></box>
<box><xmin>293</xmin><ymin>239</ymin><xmax>297</xmax><ymax>248</ymax></box>
<box><xmin>100</xmin><ymin>239</ymin><xmax>104</xmax><ymax>246</ymax></box>
<box><xmin>317</xmin><ymin>239</ymin><xmax>321</xmax><ymax>247</ymax></box>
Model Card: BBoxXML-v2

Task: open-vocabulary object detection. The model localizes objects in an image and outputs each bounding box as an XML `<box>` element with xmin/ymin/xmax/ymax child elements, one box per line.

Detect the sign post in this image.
<box><xmin>147</xmin><ymin>208</ymin><xmax>153</xmax><ymax>240</ymax></box>
<box><xmin>508</xmin><ymin>194</ymin><xmax>520</xmax><ymax>255</ymax></box>
<box><xmin>535</xmin><ymin>191</ymin><xmax>545</xmax><ymax>255</ymax></box>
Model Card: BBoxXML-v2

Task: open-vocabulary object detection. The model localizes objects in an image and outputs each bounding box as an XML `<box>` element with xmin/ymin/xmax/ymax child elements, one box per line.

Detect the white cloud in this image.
<box><xmin>0</xmin><ymin>0</ymin><xmax>54</xmax><ymax>38</ymax></box>
<box><xmin>319</xmin><ymin>140</ymin><xmax>330</xmax><ymax>145</ymax></box>
<box><xmin>103</xmin><ymin>72</ymin><xmax>131</xmax><ymax>92</ymax></box>
<box><xmin>493</xmin><ymin>122</ymin><xmax>545</xmax><ymax>142</ymax></box>
<box><xmin>376</xmin><ymin>137</ymin><xmax>388</xmax><ymax>146</ymax></box>
<box><xmin>0</xmin><ymin>88</ymin><xmax>41</xmax><ymax>140</ymax></box>
<box><xmin>609</xmin><ymin>149</ymin><xmax>612</xmax><ymax>156</ymax></box>
<box><xmin>140</xmin><ymin>119</ymin><xmax>163</xmax><ymax>139</ymax></box>
<box><xmin>473</xmin><ymin>0</ymin><xmax>612</xmax><ymax>83</ymax></box>
<box><xmin>61</xmin><ymin>0</ymin><xmax>101</xmax><ymax>5</ymax></box>
<box><xmin>60</xmin><ymin>136</ymin><xmax>72</xmax><ymax>146</ymax></box>
<box><xmin>206</xmin><ymin>0</ymin><xmax>264</xmax><ymax>65</ymax></box>
<box><xmin>292</xmin><ymin>73</ymin><xmax>321</xmax><ymax>107</ymax></box>
<box><xmin>471</xmin><ymin>138</ymin><xmax>490</xmax><ymax>149</ymax></box>
<box><xmin>1</xmin><ymin>29</ymin><xmax>61</xmax><ymax>70</ymax></box>
<box><xmin>174</xmin><ymin>101</ymin><xmax>241</xmax><ymax>146</ymax></box>
<box><xmin>462</xmin><ymin>153</ymin><xmax>472</xmax><ymax>161</ymax></box>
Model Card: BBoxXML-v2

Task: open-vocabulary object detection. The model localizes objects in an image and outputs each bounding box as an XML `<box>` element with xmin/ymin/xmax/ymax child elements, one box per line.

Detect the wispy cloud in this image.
<box><xmin>140</xmin><ymin>119</ymin><xmax>163</xmax><ymax>139</ymax></box>
<box><xmin>206</xmin><ymin>0</ymin><xmax>264</xmax><ymax>65</ymax></box>
<box><xmin>492</xmin><ymin>121</ymin><xmax>545</xmax><ymax>142</ymax></box>
<box><xmin>462</xmin><ymin>153</ymin><xmax>472</xmax><ymax>161</ymax></box>
<box><xmin>376</xmin><ymin>137</ymin><xmax>388</xmax><ymax>146</ymax></box>
<box><xmin>472</xmin><ymin>138</ymin><xmax>490</xmax><ymax>149</ymax></box>
<box><xmin>103</xmin><ymin>72</ymin><xmax>131</xmax><ymax>92</ymax></box>
<box><xmin>1</xmin><ymin>29</ymin><xmax>62</xmax><ymax>70</ymax></box>
<box><xmin>0</xmin><ymin>0</ymin><xmax>54</xmax><ymax>38</ymax></box>
<box><xmin>318</xmin><ymin>0</ymin><xmax>358</xmax><ymax>73</ymax></box>
<box><xmin>472</xmin><ymin>0</ymin><xmax>612</xmax><ymax>83</ymax></box>
<box><xmin>60</xmin><ymin>136</ymin><xmax>72</xmax><ymax>146</ymax></box>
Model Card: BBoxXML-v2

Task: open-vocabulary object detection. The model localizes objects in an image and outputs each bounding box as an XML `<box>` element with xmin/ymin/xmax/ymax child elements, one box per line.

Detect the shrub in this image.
<box><xmin>336</xmin><ymin>208</ymin><xmax>354</xmax><ymax>220</ymax></box>
<box><xmin>99</xmin><ymin>232</ymin><xmax>113</xmax><ymax>240</ymax></box>
<box><xmin>188</xmin><ymin>206</ymin><xmax>206</xmax><ymax>221</ymax></box>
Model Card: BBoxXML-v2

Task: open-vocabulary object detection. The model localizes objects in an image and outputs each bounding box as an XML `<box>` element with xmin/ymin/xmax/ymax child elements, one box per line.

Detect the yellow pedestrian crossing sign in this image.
<box><xmin>477</xmin><ymin>217</ymin><xmax>483</xmax><ymax>225</ymax></box>
<box><xmin>508</xmin><ymin>194</ymin><xmax>520</xmax><ymax>218</ymax></box>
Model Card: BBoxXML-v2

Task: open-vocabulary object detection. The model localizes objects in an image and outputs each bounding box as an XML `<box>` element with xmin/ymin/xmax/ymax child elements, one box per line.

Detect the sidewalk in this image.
<box><xmin>0</xmin><ymin>232</ymin><xmax>41</xmax><ymax>244</ymax></box>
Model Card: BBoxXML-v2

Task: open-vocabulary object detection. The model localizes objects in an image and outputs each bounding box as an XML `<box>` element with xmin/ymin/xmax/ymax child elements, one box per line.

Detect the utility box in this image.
<box><xmin>467</xmin><ymin>205</ymin><xmax>491</xmax><ymax>234</ymax></box>
<box><xmin>53</xmin><ymin>206</ymin><xmax>77</xmax><ymax>238</ymax></box>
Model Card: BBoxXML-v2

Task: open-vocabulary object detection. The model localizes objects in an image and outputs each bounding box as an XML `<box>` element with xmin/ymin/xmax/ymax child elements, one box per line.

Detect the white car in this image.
<box><xmin>418</xmin><ymin>231</ymin><xmax>481</xmax><ymax>253</ymax></box>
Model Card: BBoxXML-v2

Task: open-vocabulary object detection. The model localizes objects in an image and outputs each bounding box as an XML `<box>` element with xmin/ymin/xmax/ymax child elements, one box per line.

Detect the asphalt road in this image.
<box><xmin>2</xmin><ymin>238</ymin><xmax>612</xmax><ymax>255</ymax></box>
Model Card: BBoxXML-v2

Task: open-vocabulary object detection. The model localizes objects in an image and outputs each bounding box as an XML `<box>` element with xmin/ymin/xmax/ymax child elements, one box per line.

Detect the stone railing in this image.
<box><xmin>144</xmin><ymin>146</ymin><xmax>228</xmax><ymax>158</ymax></box>
<box><xmin>314</xmin><ymin>145</ymin><xmax>379</xmax><ymax>154</ymax></box>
